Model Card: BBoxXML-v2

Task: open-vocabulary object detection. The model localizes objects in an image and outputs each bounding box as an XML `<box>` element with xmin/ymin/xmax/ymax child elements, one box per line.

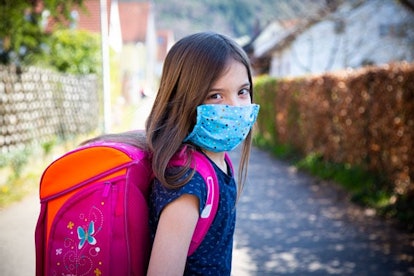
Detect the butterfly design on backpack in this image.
<box><xmin>77</xmin><ymin>221</ymin><xmax>97</xmax><ymax>249</ymax></box>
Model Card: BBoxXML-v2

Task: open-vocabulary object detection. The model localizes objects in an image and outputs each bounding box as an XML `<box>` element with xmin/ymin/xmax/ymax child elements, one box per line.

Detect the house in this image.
<box><xmin>117</xmin><ymin>0</ymin><xmax>174</xmax><ymax>100</ymax></box>
<box><xmin>73</xmin><ymin>0</ymin><xmax>111</xmax><ymax>32</ymax></box>
<box><xmin>66</xmin><ymin>0</ymin><xmax>174</xmax><ymax>101</ymax></box>
<box><xmin>250</xmin><ymin>0</ymin><xmax>414</xmax><ymax>77</ymax></box>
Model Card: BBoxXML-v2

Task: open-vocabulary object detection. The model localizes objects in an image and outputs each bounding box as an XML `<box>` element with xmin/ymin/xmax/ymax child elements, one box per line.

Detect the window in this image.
<box><xmin>334</xmin><ymin>20</ymin><xmax>345</xmax><ymax>34</ymax></box>
<box><xmin>379</xmin><ymin>23</ymin><xmax>407</xmax><ymax>38</ymax></box>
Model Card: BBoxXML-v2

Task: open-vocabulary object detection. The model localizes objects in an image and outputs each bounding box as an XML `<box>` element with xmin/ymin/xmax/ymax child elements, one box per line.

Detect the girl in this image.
<box><xmin>146</xmin><ymin>32</ymin><xmax>259</xmax><ymax>275</ymax></box>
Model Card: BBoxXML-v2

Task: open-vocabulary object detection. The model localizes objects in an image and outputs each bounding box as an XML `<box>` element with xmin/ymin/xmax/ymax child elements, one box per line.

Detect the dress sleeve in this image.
<box><xmin>151</xmin><ymin>171</ymin><xmax>207</xmax><ymax>220</ymax></box>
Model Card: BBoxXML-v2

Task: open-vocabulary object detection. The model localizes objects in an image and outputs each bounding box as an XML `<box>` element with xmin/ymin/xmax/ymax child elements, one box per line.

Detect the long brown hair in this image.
<box><xmin>146</xmin><ymin>32</ymin><xmax>255</xmax><ymax>195</ymax></box>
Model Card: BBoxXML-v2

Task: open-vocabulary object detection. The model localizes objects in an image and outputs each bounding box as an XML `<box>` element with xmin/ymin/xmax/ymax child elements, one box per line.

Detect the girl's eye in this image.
<box><xmin>239</xmin><ymin>88</ymin><xmax>250</xmax><ymax>96</ymax></box>
<box><xmin>207</xmin><ymin>93</ymin><xmax>222</xmax><ymax>100</ymax></box>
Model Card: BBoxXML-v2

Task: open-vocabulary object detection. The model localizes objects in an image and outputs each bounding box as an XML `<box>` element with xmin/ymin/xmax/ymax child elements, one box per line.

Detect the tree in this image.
<box><xmin>0</xmin><ymin>0</ymin><xmax>85</xmax><ymax>65</ymax></box>
<box><xmin>48</xmin><ymin>29</ymin><xmax>101</xmax><ymax>74</ymax></box>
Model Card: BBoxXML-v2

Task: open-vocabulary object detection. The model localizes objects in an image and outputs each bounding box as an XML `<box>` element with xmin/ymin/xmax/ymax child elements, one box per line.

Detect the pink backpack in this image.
<box><xmin>35</xmin><ymin>141</ymin><xmax>232</xmax><ymax>275</ymax></box>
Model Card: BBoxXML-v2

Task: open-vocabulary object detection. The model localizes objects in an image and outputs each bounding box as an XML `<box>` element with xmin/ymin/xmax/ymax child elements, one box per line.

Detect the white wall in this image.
<box><xmin>269</xmin><ymin>0</ymin><xmax>414</xmax><ymax>77</ymax></box>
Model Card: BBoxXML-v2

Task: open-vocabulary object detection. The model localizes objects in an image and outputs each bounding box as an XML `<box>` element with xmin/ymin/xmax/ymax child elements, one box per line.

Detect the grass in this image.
<box><xmin>295</xmin><ymin>152</ymin><xmax>392</xmax><ymax>208</ymax></box>
<box><xmin>0</xmin><ymin>136</ymin><xmax>90</xmax><ymax>209</ymax></box>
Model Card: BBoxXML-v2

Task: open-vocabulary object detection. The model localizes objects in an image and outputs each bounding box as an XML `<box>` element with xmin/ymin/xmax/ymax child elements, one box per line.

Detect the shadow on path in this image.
<box><xmin>231</xmin><ymin>147</ymin><xmax>414</xmax><ymax>275</ymax></box>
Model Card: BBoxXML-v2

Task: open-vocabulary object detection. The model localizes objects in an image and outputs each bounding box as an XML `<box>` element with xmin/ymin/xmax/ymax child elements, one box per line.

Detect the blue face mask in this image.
<box><xmin>184</xmin><ymin>104</ymin><xmax>260</xmax><ymax>152</ymax></box>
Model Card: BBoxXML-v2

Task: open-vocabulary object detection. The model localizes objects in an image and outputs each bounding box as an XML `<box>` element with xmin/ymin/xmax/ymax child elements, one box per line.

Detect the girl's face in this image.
<box><xmin>204</xmin><ymin>59</ymin><xmax>251</xmax><ymax>107</ymax></box>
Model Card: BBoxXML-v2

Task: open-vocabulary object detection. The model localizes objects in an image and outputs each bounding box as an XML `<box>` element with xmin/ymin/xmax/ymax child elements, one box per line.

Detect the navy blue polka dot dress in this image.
<box><xmin>149</xmin><ymin>155</ymin><xmax>237</xmax><ymax>275</ymax></box>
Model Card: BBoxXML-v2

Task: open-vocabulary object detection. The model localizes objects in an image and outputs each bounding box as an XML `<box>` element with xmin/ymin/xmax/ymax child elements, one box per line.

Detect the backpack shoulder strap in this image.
<box><xmin>187</xmin><ymin>151</ymin><xmax>218</xmax><ymax>255</ymax></box>
<box><xmin>169</xmin><ymin>147</ymin><xmax>233</xmax><ymax>256</ymax></box>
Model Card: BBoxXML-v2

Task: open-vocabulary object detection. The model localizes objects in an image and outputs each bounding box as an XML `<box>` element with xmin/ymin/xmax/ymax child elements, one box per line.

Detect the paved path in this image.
<box><xmin>0</xmin><ymin>193</ymin><xmax>38</xmax><ymax>275</ymax></box>
<box><xmin>230</xmin><ymin>147</ymin><xmax>414</xmax><ymax>275</ymax></box>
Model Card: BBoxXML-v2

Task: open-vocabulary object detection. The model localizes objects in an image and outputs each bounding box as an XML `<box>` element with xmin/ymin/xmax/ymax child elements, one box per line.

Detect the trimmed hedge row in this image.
<box><xmin>254</xmin><ymin>62</ymin><xmax>414</xmax><ymax>197</ymax></box>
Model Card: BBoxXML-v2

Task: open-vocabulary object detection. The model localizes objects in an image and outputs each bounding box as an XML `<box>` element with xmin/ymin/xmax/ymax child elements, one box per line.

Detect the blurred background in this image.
<box><xmin>1</xmin><ymin>0</ymin><xmax>414</xmax><ymax>275</ymax></box>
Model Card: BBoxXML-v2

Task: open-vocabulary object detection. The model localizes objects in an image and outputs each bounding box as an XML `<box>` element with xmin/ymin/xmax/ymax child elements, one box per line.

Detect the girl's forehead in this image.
<box><xmin>212</xmin><ymin>60</ymin><xmax>249</xmax><ymax>86</ymax></box>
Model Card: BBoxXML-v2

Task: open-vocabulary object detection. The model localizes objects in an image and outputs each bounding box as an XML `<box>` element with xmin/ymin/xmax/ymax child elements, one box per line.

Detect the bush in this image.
<box><xmin>44</xmin><ymin>29</ymin><xmax>101</xmax><ymax>74</ymax></box>
<box><xmin>0</xmin><ymin>146</ymin><xmax>31</xmax><ymax>179</ymax></box>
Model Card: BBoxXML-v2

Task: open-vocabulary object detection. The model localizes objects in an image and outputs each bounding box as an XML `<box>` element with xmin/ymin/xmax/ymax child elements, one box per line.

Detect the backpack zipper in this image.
<box><xmin>41</xmin><ymin>161</ymin><xmax>137</xmax><ymax>202</ymax></box>
<box><xmin>102</xmin><ymin>181</ymin><xmax>113</xmax><ymax>198</ymax></box>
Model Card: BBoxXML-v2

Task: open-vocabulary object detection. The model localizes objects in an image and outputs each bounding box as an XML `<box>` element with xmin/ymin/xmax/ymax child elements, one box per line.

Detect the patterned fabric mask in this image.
<box><xmin>184</xmin><ymin>104</ymin><xmax>260</xmax><ymax>152</ymax></box>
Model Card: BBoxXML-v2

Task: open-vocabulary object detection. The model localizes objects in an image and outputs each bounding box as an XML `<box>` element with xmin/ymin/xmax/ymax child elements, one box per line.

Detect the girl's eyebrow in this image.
<box><xmin>208</xmin><ymin>87</ymin><xmax>223</xmax><ymax>92</ymax></box>
<box><xmin>239</xmin><ymin>82</ymin><xmax>251</xmax><ymax>90</ymax></box>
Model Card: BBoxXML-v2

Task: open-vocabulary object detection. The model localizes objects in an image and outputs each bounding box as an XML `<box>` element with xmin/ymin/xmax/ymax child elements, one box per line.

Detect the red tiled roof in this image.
<box><xmin>76</xmin><ymin>0</ymin><xmax>111</xmax><ymax>33</ymax></box>
<box><xmin>118</xmin><ymin>1</ymin><xmax>149</xmax><ymax>43</ymax></box>
<box><xmin>44</xmin><ymin>0</ymin><xmax>150</xmax><ymax>44</ymax></box>
<box><xmin>41</xmin><ymin>0</ymin><xmax>109</xmax><ymax>33</ymax></box>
